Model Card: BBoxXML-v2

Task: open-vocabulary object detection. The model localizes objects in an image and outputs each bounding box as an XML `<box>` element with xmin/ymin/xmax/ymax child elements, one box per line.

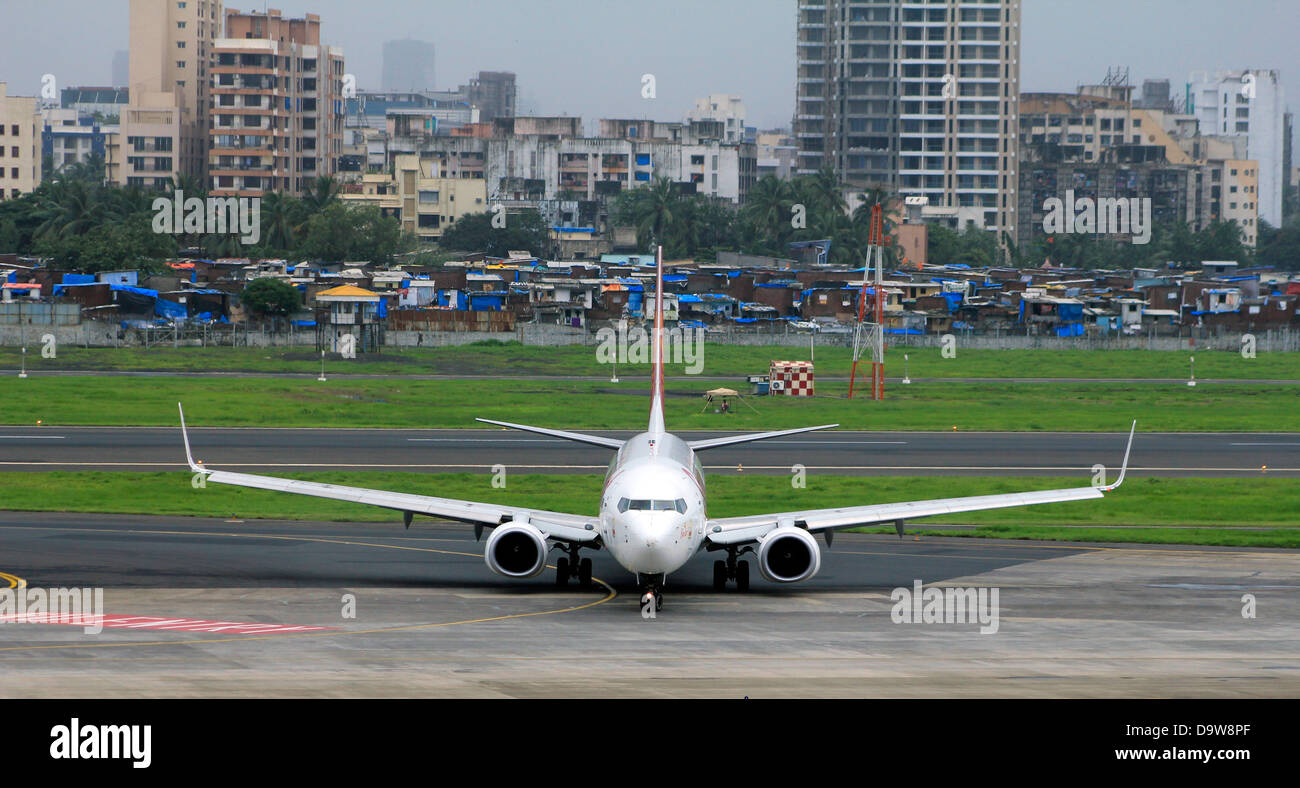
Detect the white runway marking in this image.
<box><xmin>407</xmin><ymin>437</ymin><xmax>908</xmax><ymax>446</ymax></box>
<box><xmin>0</xmin><ymin>461</ymin><xmax>1296</xmax><ymax>472</ymax></box>
<box><xmin>0</xmin><ymin>436</ymin><xmax>65</xmax><ymax>440</ymax></box>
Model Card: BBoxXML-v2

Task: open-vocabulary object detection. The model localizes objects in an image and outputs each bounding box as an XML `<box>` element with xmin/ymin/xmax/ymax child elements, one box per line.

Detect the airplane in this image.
<box><xmin>178</xmin><ymin>247</ymin><xmax>1136</xmax><ymax>613</ymax></box>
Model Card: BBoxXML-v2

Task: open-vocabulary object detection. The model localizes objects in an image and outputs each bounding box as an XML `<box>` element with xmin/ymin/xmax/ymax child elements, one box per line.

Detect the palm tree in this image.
<box><xmin>32</xmin><ymin>179</ymin><xmax>106</xmax><ymax>241</ymax></box>
<box><xmin>808</xmin><ymin>166</ymin><xmax>848</xmax><ymax>218</ymax></box>
<box><xmin>259</xmin><ymin>191</ymin><xmax>296</xmax><ymax>253</ymax></box>
<box><xmin>626</xmin><ymin>176</ymin><xmax>678</xmax><ymax>250</ymax></box>
<box><xmin>740</xmin><ymin>175</ymin><xmax>796</xmax><ymax>254</ymax></box>
<box><xmin>302</xmin><ymin>176</ymin><xmax>340</xmax><ymax>214</ymax></box>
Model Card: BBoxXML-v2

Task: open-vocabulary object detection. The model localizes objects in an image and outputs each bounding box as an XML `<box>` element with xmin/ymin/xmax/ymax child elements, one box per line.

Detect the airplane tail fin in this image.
<box><xmin>649</xmin><ymin>245</ymin><xmax>666</xmax><ymax>434</ymax></box>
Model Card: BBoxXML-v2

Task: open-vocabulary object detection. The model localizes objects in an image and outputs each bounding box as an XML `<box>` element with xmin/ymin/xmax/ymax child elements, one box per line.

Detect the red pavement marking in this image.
<box><xmin>0</xmin><ymin>613</ymin><xmax>336</xmax><ymax>634</ymax></box>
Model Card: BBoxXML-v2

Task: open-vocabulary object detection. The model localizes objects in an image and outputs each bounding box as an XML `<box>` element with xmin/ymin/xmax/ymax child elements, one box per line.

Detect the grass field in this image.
<box><xmin>0</xmin><ymin>374</ymin><xmax>1295</xmax><ymax>431</ymax></box>
<box><xmin>0</xmin><ymin>472</ymin><xmax>1295</xmax><ymax>547</ymax></box>
<box><xmin>2</xmin><ymin>343</ymin><xmax>1296</xmax><ymax>380</ymax></box>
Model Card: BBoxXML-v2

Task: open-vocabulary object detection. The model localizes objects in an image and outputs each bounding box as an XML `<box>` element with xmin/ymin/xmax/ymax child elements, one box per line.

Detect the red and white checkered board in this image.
<box><xmin>769</xmin><ymin>361</ymin><xmax>815</xmax><ymax>397</ymax></box>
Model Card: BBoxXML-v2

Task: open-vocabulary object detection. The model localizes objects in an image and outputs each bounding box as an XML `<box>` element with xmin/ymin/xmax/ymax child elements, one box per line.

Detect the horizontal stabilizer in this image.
<box><xmin>688</xmin><ymin>424</ymin><xmax>838</xmax><ymax>451</ymax></box>
<box><xmin>474</xmin><ymin>418</ymin><xmax>624</xmax><ymax>450</ymax></box>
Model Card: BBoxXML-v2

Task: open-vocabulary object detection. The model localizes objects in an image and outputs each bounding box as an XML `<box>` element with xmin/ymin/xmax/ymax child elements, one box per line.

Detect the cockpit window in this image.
<box><xmin>621</xmin><ymin>499</ymin><xmax>683</xmax><ymax>512</ymax></box>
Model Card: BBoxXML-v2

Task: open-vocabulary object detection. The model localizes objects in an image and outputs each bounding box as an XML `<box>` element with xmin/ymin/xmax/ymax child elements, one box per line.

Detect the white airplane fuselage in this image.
<box><xmin>598</xmin><ymin>430</ymin><xmax>707</xmax><ymax>577</ymax></box>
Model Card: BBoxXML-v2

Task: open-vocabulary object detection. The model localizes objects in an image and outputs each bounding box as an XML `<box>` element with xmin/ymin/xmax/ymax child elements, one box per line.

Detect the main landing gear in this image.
<box><xmin>554</xmin><ymin>544</ymin><xmax>593</xmax><ymax>589</ymax></box>
<box><xmin>711</xmin><ymin>546</ymin><xmax>752</xmax><ymax>592</ymax></box>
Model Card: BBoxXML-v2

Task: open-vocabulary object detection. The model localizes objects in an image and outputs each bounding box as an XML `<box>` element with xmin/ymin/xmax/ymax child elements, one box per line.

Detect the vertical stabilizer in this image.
<box><xmin>648</xmin><ymin>246</ymin><xmax>666</xmax><ymax>434</ymax></box>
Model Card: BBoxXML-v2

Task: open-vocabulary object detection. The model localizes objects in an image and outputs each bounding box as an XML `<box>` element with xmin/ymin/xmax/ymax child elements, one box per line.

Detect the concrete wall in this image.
<box><xmin>1</xmin><ymin>319</ymin><xmax>1295</xmax><ymax>354</ymax></box>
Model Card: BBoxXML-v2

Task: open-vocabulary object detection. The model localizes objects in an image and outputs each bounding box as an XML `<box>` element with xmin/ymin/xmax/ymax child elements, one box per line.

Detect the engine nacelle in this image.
<box><xmin>757</xmin><ymin>527</ymin><xmax>821</xmax><ymax>583</ymax></box>
<box><xmin>484</xmin><ymin>521</ymin><xmax>548</xmax><ymax>579</ymax></box>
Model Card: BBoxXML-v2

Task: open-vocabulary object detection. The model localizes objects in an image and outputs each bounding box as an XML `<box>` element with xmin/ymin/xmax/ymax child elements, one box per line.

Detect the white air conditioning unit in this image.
<box><xmin>770</xmin><ymin>380</ymin><xmax>786</xmax><ymax>392</ymax></box>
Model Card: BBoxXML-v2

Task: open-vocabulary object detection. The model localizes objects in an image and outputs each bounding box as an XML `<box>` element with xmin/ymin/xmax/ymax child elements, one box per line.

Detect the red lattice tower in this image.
<box><xmin>848</xmin><ymin>204</ymin><xmax>887</xmax><ymax>400</ymax></box>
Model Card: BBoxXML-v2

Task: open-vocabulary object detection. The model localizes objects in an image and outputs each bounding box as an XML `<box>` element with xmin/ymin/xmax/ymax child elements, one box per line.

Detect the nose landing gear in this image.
<box><xmin>711</xmin><ymin>546</ymin><xmax>752</xmax><ymax>592</ymax></box>
<box><xmin>637</xmin><ymin>573</ymin><xmax>665</xmax><ymax>613</ymax></box>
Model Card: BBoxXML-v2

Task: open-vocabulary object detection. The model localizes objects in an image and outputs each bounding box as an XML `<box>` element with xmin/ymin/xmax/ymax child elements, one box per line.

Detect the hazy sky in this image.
<box><xmin>2</xmin><ymin>0</ymin><xmax>1296</xmax><ymax>134</ymax></box>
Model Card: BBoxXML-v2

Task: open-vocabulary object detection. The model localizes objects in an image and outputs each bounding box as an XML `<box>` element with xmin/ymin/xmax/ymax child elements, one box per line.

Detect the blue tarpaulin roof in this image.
<box><xmin>112</xmin><ymin>285</ymin><xmax>158</xmax><ymax>298</ymax></box>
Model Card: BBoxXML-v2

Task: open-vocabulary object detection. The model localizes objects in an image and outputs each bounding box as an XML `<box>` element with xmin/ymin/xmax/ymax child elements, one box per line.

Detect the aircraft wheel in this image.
<box><xmin>578</xmin><ymin>557</ymin><xmax>593</xmax><ymax>589</ymax></box>
<box><xmin>735</xmin><ymin>561</ymin><xmax>750</xmax><ymax>592</ymax></box>
<box><xmin>555</xmin><ymin>557</ymin><xmax>570</xmax><ymax>586</ymax></box>
<box><xmin>712</xmin><ymin>560</ymin><xmax>727</xmax><ymax>590</ymax></box>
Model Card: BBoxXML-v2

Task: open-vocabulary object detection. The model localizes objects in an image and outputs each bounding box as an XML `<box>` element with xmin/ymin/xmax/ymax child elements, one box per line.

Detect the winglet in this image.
<box><xmin>1099</xmin><ymin>420</ymin><xmax>1136</xmax><ymax>492</ymax></box>
<box><xmin>178</xmin><ymin>402</ymin><xmax>205</xmax><ymax>473</ymax></box>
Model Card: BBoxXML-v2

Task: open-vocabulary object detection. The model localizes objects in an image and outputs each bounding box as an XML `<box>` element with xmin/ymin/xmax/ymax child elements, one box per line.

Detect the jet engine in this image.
<box><xmin>484</xmin><ymin>521</ymin><xmax>549</xmax><ymax>578</ymax></box>
<box><xmin>756</xmin><ymin>527</ymin><xmax>821</xmax><ymax>583</ymax></box>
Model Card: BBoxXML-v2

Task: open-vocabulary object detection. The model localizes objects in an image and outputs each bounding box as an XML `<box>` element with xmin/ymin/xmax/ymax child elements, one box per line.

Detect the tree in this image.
<box><xmin>240</xmin><ymin>277</ymin><xmax>300</xmax><ymax>318</ymax></box>
<box><xmin>296</xmin><ymin>202</ymin><xmax>406</xmax><ymax>264</ymax></box>
<box><xmin>439</xmin><ymin>208</ymin><xmax>549</xmax><ymax>258</ymax></box>
<box><xmin>32</xmin><ymin>213</ymin><xmax>177</xmax><ymax>273</ymax></box>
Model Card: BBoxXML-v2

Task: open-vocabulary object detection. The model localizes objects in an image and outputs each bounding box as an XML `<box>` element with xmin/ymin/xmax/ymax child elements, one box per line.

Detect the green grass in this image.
<box><xmin>0</xmin><ymin>375</ymin><xmax>1296</xmax><ymax>432</ymax></box>
<box><xmin>2</xmin><ymin>343</ymin><xmax>1296</xmax><ymax>380</ymax></box>
<box><xmin>861</xmin><ymin>524</ymin><xmax>1300</xmax><ymax>548</ymax></box>
<box><xmin>1</xmin><ymin>472</ymin><xmax>1297</xmax><ymax>547</ymax></box>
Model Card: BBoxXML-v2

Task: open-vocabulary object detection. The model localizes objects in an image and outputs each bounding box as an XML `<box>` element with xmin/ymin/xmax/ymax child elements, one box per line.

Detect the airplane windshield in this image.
<box><xmin>617</xmin><ymin>498</ymin><xmax>687</xmax><ymax>514</ymax></box>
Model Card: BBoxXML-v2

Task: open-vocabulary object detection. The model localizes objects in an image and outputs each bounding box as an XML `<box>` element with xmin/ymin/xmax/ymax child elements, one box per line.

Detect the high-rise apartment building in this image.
<box><xmin>0</xmin><ymin>83</ymin><xmax>43</xmax><ymax>201</ymax></box>
<box><xmin>382</xmin><ymin>40</ymin><xmax>436</xmax><ymax>92</ymax></box>
<box><xmin>1189</xmin><ymin>69</ymin><xmax>1286</xmax><ymax>227</ymax></box>
<box><xmin>210</xmin><ymin>9</ymin><xmax>345</xmax><ymax>197</ymax></box>
<box><xmin>794</xmin><ymin>0</ymin><xmax>1021</xmax><ymax>237</ymax></box>
<box><xmin>120</xmin><ymin>0</ymin><xmax>223</xmax><ymax>188</ymax></box>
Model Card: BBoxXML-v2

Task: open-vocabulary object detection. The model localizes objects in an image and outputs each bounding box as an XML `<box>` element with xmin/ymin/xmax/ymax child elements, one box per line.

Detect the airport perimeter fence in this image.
<box><xmin>0</xmin><ymin>319</ymin><xmax>1296</xmax><ymax>354</ymax></box>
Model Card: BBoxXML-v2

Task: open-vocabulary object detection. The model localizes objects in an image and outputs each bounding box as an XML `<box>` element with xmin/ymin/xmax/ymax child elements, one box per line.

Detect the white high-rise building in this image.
<box><xmin>1190</xmin><ymin>69</ymin><xmax>1285</xmax><ymax>227</ymax></box>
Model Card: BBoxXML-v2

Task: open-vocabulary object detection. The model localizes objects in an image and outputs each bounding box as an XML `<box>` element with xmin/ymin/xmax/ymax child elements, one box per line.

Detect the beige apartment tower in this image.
<box><xmin>121</xmin><ymin>0</ymin><xmax>223</xmax><ymax>188</ymax></box>
<box><xmin>209</xmin><ymin>9</ymin><xmax>345</xmax><ymax>198</ymax></box>
<box><xmin>0</xmin><ymin>83</ymin><xmax>43</xmax><ymax>201</ymax></box>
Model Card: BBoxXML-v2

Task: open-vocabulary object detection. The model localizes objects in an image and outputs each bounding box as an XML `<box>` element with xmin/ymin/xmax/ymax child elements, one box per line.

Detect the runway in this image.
<box><xmin>0</xmin><ymin>512</ymin><xmax>1295</xmax><ymax>697</ymax></box>
<box><xmin>0</xmin><ymin>425</ymin><xmax>1296</xmax><ymax>476</ymax></box>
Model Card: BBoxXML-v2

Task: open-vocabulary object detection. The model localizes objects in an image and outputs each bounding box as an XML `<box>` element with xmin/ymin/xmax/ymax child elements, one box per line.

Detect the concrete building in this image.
<box><xmin>686</xmin><ymin>94</ymin><xmax>746</xmax><ymax>144</ymax></box>
<box><xmin>120</xmin><ymin>0</ymin><xmax>223</xmax><ymax>188</ymax></box>
<box><xmin>794</xmin><ymin>0</ymin><xmax>1021</xmax><ymax>239</ymax></box>
<box><xmin>390</xmin><ymin>154</ymin><xmax>487</xmax><ymax>241</ymax></box>
<box><xmin>1190</xmin><ymin>69</ymin><xmax>1286</xmax><ymax>227</ymax></box>
<box><xmin>209</xmin><ymin>9</ymin><xmax>345</xmax><ymax>197</ymax></box>
<box><xmin>756</xmin><ymin>130</ymin><xmax>798</xmax><ymax>179</ymax></box>
<box><xmin>411</xmin><ymin>126</ymin><xmax>755</xmax><ymax>204</ymax></box>
<box><xmin>381</xmin><ymin>39</ymin><xmax>436</xmax><ymax>92</ymax></box>
<box><xmin>0</xmin><ymin>83</ymin><xmax>43</xmax><ymax>201</ymax></box>
<box><xmin>42</xmin><ymin>107</ymin><xmax>117</xmax><ymax>177</ymax></box>
<box><xmin>466</xmin><ymin>72</ymin><xmax>516</xmax><ymax>123</ymax></box>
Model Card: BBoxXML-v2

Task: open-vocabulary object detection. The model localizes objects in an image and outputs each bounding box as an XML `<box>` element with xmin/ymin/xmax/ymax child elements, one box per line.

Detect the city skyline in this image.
<box><xmin>0</xmin><ymin>0</ymin><xmax>1295</xmax><ymax>136</ymax></box>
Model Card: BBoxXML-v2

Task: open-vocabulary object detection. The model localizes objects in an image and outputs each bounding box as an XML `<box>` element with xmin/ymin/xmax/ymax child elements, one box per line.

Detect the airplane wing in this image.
<box><xmin>706</xmin><ymin>422</ymin><xmax>1136</xmax><ymax>546</ymax></box>
<box><xmin>180</xmin><ymin>405</ymin><xmax>599</xmax><ymax>544</ymax></box>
